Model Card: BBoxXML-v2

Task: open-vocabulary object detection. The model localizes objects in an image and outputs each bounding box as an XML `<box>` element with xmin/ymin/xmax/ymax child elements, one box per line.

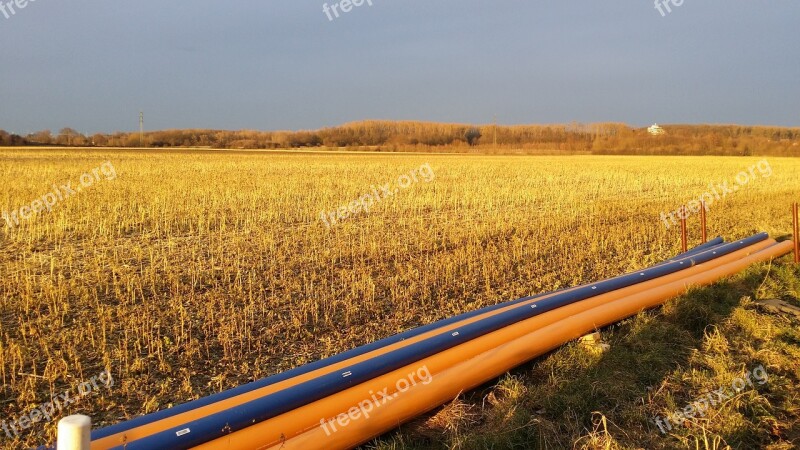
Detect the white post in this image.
<box><xmin>57</xmin><ymin>415</ymin><xmax>91</xmax><ymax>450</ymax></box>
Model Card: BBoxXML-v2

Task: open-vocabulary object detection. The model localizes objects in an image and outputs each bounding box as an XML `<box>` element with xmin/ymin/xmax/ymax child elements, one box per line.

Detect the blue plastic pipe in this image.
<box><xmin>111</xmin><ymin>233</ymin><xmax>767</xmax><ymax>449</ymax></box>
<box><xmin>92</xmin><ymin>238</ymin><xmax>721</xmax><ymax>442</ymax></box>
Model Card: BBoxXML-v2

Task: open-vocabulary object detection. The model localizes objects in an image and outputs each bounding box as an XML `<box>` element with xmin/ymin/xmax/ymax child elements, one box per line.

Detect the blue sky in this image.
<box><xmin>0</xmin><ymin>1</ymin><xmax>798</xmax><ymax>134</ymax></box>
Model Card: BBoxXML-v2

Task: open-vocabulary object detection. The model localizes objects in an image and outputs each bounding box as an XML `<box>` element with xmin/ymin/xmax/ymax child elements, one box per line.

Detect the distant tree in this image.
<box><xmin>29</xmin><ymin>130</ymin><xmax>53</xmax><ymax>145</ymax></box>
<box><xmin>57</xmin><ymin>128</ymin><xmax>82</xmax><ymax>146</ymax></box>
<box><xmin>24</xmin><ymin>121</ymin><xmax>800</xmax><ymax>155</ymax></box>
<box><xmin>1</xmin><ymin>130</ymin><xmax>29</xmax><ymax>146</ymax></box>
<box><xmin>71</xmin><ymin>134</ymin><xmax>89</xmax><ymax>146</ymax></box>
<box><xmin>465</xmin><ymin>127</ymin><xmax>482</xmax><ymax>146</ymax></box>
<box><xmin>91</xmin><ymin>133</ymin><xmax>108</xmax><ymax>146</ymax></box>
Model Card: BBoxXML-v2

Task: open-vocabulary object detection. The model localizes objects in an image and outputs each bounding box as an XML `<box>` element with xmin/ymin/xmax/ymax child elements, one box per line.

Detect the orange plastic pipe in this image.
<box><xmin>266</xmin><ymin>240</ymin><xmax>792</xmax><ymax>450</ymax></box>
<box><xmin>94</xmin><ymin>241</ymin><xmax>724</xmax><ymax>448</ymax></box>
<box><xmin>191</xmin><ymin>240</ymin><xmax>777</xmax><ymax>450</ymax></box>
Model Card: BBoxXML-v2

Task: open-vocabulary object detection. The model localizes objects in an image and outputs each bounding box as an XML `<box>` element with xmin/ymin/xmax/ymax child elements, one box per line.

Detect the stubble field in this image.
<box><xmin>0</xmin><ymin>149</ymin><xmax>798</xmax><ymax>449</ymax></box>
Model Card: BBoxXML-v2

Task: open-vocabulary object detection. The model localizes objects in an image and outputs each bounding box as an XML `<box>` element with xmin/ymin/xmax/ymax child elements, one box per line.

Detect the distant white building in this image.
<box><xmin>648</xmin><ymin>123</ymin><xmax>666</xmax><ymax>136</ymax></box>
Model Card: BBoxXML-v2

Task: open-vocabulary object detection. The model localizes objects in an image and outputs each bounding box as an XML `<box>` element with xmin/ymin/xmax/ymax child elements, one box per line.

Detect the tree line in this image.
<box><xmin>2</xmin><ymin>121</ymin><xmax>798</xmax><ymax>156</ymax></box>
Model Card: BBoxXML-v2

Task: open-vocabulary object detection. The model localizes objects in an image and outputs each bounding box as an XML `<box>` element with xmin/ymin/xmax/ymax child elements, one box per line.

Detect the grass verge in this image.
<box><xmin>370</xmin><ymin>257</ymin><xmax>800</xmax><ymax>450</ymax></box>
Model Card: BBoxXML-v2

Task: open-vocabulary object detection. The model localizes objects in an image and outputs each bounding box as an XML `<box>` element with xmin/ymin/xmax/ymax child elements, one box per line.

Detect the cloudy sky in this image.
<box><xmin>0</xmin><ymin>1</ymin><xmax>798</xmax><ymax>134</ymax></box>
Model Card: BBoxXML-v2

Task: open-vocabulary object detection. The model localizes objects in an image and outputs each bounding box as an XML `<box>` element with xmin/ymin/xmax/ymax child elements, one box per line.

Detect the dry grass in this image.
<box><xmin>0</xmin><ymin>149</ymin><xmax>798</xmax><ymax>448</ymax></box>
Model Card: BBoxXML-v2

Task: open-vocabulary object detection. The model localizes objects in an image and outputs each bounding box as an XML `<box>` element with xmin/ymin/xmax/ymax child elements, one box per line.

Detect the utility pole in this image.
<box><xmin>139</xmin><ymin>111</ymin><xmax>144</xmax><ymax>148</ymax></box>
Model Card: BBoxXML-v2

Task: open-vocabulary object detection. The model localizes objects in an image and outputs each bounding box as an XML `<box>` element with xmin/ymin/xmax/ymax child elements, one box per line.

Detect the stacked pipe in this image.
<box><xmin>48</xmin><ymin>233</ymin><xmax>794</xmax><ymax>450</ymax></box>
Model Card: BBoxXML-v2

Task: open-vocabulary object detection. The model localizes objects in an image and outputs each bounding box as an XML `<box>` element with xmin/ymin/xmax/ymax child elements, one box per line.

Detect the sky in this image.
<box><xmin>0</xmin><ymin>1</ymin><xmax>798</xmax><ymax>134</ymax></box>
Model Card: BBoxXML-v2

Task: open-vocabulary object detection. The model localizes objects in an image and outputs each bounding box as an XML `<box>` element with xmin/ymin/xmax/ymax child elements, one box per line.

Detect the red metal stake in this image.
<box><xmin>793</xmin><ymin>202</ymin><xmax>799</xmax><ymax>264</ymax></box>
<box><xmin>680</xmin><ymin>205</ymin><xmax>688</xmax><ymax>253</ymax></box>
<box><xmin>700</xmin><ymin>201</ymin><xmax>708</xmax><ymax>244</ymax></box>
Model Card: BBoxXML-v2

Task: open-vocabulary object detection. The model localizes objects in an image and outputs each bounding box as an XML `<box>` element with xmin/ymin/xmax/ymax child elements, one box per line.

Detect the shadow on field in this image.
<box><xmin>371</xmin><ymin>267</ymin><xmax>779</xmax><ymax>450</ymax></box>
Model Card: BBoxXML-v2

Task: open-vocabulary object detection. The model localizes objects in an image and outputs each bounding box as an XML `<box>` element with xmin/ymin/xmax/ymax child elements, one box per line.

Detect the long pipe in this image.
<box><xmin>655</xmin><ymin>236</ymin><xmax>723</xmax><ymax>267</ymax></box>
<box><xmin>88</xmin><ymin>240</ymin><xmax>719</xmax><ymax>448</ymax></box>
<box><xmin>678</xmin><ymin>236</ymin><xmax>721</xmax><ymax>256</ymax></box>
<box><xmin>94</xmin><ymin>236</ymin><xmax>723</xmax><ymax>447</ymax></box>
<box><xmin>192</xmin><ymin>239</ymin><xmax>776</xmax><ymax>450</ymax></box>
<box><xmin>267</xmin><ymin>240</ymin><xmax>794</xmax><ymax>450</ymax></box>
<box><xmin>90</xmin><ymin>235</ymin><xmax>766</xmax><ymax>449</ymax></box>
<box><xmin>103</xmin><ymin>235</ymin><xmax>769</xmax><ymax>449</ymax></box>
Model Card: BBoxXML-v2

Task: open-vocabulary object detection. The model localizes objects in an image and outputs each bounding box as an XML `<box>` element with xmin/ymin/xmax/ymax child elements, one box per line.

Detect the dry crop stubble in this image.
<box><xmin>0</xmin><ymin>149</ymin><xmax>798</xmax><ymax>448</ymax></box>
